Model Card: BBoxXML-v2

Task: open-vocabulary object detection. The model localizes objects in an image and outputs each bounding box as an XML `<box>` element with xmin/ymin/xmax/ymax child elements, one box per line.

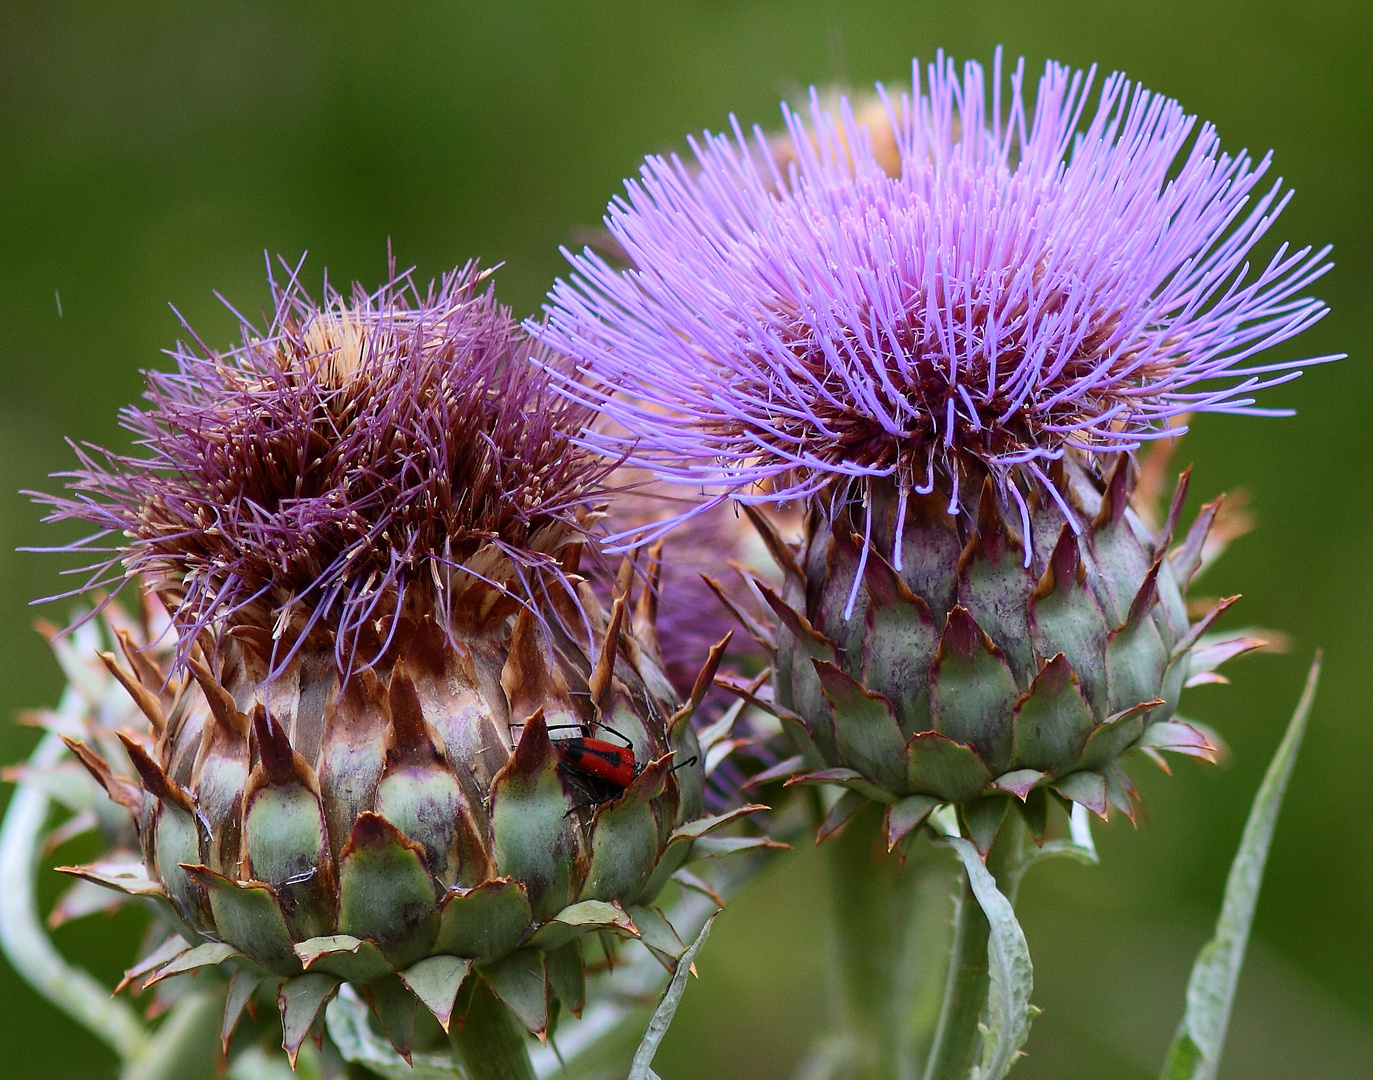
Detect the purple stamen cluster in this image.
<box><xmin>36</xmin><ymin>258</ymin><xmax>604</xmax><ymax>674</ymax></box>
<box><xmin>535</xmin><ymin>51</ymin><xmax>1337</xmax><ymax>561</ymax></box>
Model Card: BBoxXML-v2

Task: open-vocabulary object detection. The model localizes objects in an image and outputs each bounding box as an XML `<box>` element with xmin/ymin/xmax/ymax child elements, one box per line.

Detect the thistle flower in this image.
<box><xmin>32</xmin><ymin>260</ymin><xmax>760</xmax><ymax>1067</ymax></box>
<box><xmin>44</xmin><ymin>260</ymin><xmax>603</xmax><ymax>678</ymax></box>
<box><xmin>593</xmin><ymin>475</ymin><xmax>780</xmax><ymax>700</ymax></box>
<box><xmin>539</xmin><ymin>52</ymin><xmax>1332</xmax><ymax>546</ymax></box>
<box><xmin>534</xmin><ymin>53</ymin><xmax>1336</xmax><ymax>850</ymax></box>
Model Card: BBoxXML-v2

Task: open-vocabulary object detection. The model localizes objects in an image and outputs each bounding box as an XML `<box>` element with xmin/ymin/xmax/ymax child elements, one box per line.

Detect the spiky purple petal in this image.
<box><xmin>34</xmin><ymin>258</ymin><xmax>606</xmax><ymax>676</ymax></box>
<box><xmin>533</xmin><ymin>50</ymin><xmax>1337</xmax><ymax>557</ymax></box>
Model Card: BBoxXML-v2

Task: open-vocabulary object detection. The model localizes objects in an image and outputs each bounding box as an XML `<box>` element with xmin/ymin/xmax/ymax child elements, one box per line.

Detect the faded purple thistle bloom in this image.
<box><xmin>25</xmin><ymin>265</ymin><xmax>734</xmax><ymax>1055</ymax></box>
<box><xmin>592</xmin><ymin>476</ymin><xmax>768</xmax><ymax>699</ymax></box>
<box><xmin>590</xmin><ymin>477</ymin><xmax>787</xmax><ymax>805</ymax></box>
<box><xmin>34</xmin><ymin>258</ymin><xmax>607</xmax><ymax>676</ymax></box>
<box><xmin>535</xmin><ymin>51</ymin><xmax>1337</xmax><ymax>566</ymax></box>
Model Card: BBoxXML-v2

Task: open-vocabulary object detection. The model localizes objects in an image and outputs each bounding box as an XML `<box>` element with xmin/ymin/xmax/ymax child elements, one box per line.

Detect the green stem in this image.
<box><xmin>448</xmin><ymin>978</ymin><xmax>537</xmax><ymax>1080</ymax></box>
<box><xmin>121</xmin><ymin>990</ymin><xmax>225</xmax><ymax>1080</ymax></box>
<box><xmin>0</xmin><ymin>729</ymin><xmax>151</xmax><ymax>1061</ymax></box>
<box><xmin>823</xmin><ymin>803</ymin><xmax>957</xmax><ymax>1080</ymax></box>
<box><xmin>921</xmin><ymin>816</ymin><xmax>1029</xmax><ymax>1080</ymax></box>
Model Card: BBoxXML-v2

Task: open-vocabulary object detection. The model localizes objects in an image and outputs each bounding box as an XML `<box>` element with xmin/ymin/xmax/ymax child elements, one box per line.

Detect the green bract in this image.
<box><xmin>63</xmin><ymin>580</ymin><xmax>750</xmax><ymax>1065</ymax></box>
<box><xmin>735</xmin><ymin>455</ymin><xmax>1256</xmax><ymax>856</ymax></box>
<box><xmin>32</xmin><ymin>266</ymin><xmax>769</xmax><ymax>1068</ymax></box>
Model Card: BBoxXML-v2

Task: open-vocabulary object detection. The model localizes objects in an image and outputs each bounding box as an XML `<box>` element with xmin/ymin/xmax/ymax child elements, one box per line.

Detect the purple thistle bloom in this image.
<box><xmin>591</xmin><ymin>478</ymin><xmax>767</xmax><ymax>698</ymax></box>
<box><xmin>534</xmin><ymin>50</ymin><xmax>1338</xmax><ymax>564</ymax></box>
<box><xmin>34</xmin><ymin>257</ymin><xmax>607</xmax><ymax>676</ymax></box>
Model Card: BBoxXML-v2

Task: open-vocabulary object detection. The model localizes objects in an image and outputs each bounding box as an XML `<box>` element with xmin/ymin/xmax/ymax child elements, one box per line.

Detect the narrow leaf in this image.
<box><xmin>278</xmin><ymin>972</ymin><xmax>342</xmax><ymax>1066</ymax></box>
<box><xmin>1159</xmin><ymin>656</ymin><xmax>1319</xmax><ymax>1080</ymax></box>
<box><xmin>223</xmin><ymin>969</ymin><xmax>263</xmax><ymax>1053</ymax></box>
<box><xmin>628</xmin><ymin>912</ymin><xmax>718</xmax><ymax>1080</ymax></box>
<box><xmin>945</xmin><ymin>836</ymin><xmax>1035</xmax><ymax>1080</ymax></box>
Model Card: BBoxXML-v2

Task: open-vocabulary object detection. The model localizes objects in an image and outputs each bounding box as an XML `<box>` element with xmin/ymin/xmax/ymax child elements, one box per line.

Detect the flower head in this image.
<box><xmin>38</xmin><ymin>258</ymin><xmax>605</xmax><ymax>675</ymax></box>
<box><xmin>536</xmin><ymin>51</ymin><xmax>1336</xmax><ymax>558</ymax></box>
<box><xmin>29</xmin><ymin>262</ymin><xmax>735</xmax><ymax>1063</ymax></box>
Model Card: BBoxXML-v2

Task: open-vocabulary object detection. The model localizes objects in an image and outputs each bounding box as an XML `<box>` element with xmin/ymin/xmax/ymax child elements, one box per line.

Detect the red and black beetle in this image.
<box><xmin>548</xmin><ymin>725</ymin><xmax>638</xmax><ymax>789</ymax></box>
<box><xmin>540</xmin><ymin>723</ymin><xmax>696</xmax><ymax>810</ymax></box>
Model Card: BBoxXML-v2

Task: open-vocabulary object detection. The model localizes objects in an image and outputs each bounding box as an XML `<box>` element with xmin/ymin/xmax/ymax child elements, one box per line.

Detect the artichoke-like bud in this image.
<box><xmin>762</xmin><ymin>454</ymin><xmax>1242</xmax><ymax>852</ymax></box>
<box><xmin>533</xmin><ymin>54</ymin><xmax>1336</xmax><ymax>851</ymax></box>
<box><xmin>33</xmin><ymin>262</ymin><xmax>751</xmax><ymax>1065</ymax></box>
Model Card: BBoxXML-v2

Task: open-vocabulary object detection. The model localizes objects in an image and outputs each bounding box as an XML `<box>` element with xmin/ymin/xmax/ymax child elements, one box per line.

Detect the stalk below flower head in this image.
<box><xmin>536</xmin><ymin>49</ymin><xmax>1336</xmax><ymax>571</ymax></box>
<box><xmin>534</xmin><ymin>51</ymin><xmax>1336</xmax><ymax>850</ymax></box>
<box><xmin>27</xmin><ymin>257</ymin><xmax>750</xmax><ymax>1064</ymax></box>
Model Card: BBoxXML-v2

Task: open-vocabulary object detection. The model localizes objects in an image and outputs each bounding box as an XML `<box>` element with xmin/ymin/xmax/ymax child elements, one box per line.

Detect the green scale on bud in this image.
<box><xmin>733</xmin><ymin>454</ymin><xmax>1255</xmax><ymax>857</ymax></box>
<box><xmin>34</xmin><ymin>264</ymin><xmax>768</xmax><ymax>1068</ymax></box>
<box><xmin>64</xmin><ymin>575</ymin><xmax>754</xmax><ymax>1065</ymax></box>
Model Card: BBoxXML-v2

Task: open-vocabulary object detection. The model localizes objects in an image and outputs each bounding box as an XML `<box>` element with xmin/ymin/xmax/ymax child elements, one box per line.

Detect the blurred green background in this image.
<box><xmin>0</xmin><ymin>1</ymin><xmax>1368</xmax><ymax>1077</ymax></box>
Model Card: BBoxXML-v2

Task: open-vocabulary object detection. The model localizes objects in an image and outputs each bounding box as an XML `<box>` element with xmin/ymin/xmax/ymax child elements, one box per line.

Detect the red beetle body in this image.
<box><xmin>540</xmin><ymin>723</ymin><xmax>694</xmax><ymax>811</ymax></box>
<box><xmin>552</xmin><ymin>736</ymin><xmax>637</xmax><ymax>790</ymax></box>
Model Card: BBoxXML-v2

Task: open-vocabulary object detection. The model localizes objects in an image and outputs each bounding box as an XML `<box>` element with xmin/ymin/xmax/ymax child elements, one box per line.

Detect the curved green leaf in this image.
<box><xmin>323</xmin><ymin>986</ymin><xmax>462</xmax><ymax>1079</ymax></box>
<box><xmin>627</xmin><ymin>912</ymin><xmax>718</xmax><ymax>1080</ymax></box>
<box><xmin>1159</xmin><ymin>656</ymin><xmax>1319</xmax><ymax>1080</ymax></box>
<box><xmin>944</xmin><ymin>836</ymin><xmax>1035</xmax><ymax>1080</ymax></box>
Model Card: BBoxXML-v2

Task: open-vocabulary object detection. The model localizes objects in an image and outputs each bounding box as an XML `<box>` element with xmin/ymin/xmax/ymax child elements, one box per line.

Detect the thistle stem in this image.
<box><xmin>921</xmin><ymin>816</ymin><xmax>1029</xmax><ymax>1080</ymax></box>
<box><xmin>0</xmin><ymin>729</ymin><xmax>151</xmax><ymax>1062</ymax></box>
<box><xmin>821</xmin><ymin>802</ymin><xmax>957</xmax><ymax>1080</ymax></box>
<box><xmin>121</xmin><ymin>990</ymin><xmax>224</xmax><ymax>1080</ymax></box>
<box><xmin>448</xmin><ymin>978</ymin><xmax>537</xmax><ymax>1080</ymax></box>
